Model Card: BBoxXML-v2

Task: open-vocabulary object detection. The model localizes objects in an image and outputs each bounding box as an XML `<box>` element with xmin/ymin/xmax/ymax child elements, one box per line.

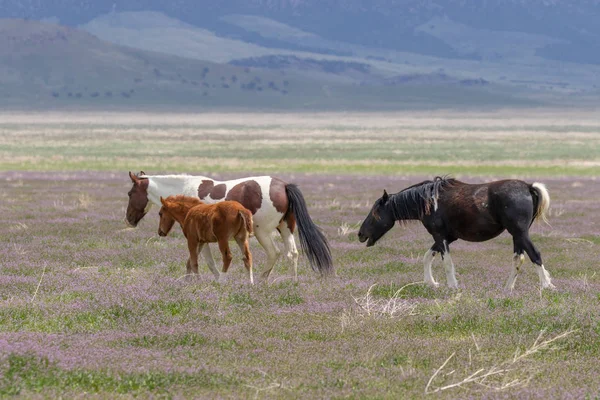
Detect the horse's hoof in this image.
<box><xmin>261</xmin><ymin>271</ymin><xmax>272</xmax><ymax>279</ymax></box>
<box><xmin>543</xmin><ymin>283</ymin><xmax>557</xmax><ymax>290</ymax></box>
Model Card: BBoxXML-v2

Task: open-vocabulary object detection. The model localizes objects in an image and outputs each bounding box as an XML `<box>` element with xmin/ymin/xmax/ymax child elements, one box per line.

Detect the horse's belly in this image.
<box><xmin>457</xmin><ymin>224</ymin><xmax>504</xmax><ymax>242</ymax></box>
<box><xmin>252</xmin><ymin>208</ymin><xmax>285</xmax><ymax>231</ymax></box>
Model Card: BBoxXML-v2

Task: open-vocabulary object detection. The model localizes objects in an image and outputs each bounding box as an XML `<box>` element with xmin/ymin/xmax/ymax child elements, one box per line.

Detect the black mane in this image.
<box><xmin>389</xmin><ymin>176</ymin><xmax>456</xmax><ymax>220</ymax></box>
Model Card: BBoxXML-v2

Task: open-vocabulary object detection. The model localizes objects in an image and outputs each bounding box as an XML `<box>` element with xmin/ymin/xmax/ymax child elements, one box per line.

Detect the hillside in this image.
<box><xmin>1</xmin><ymin>19</ymin><xmax>535</xmax><ymax>110</ymax></box>
<box><xmin>0</xmin><ymin>19</ymin><xmax>318</xmax><ymax>109</ymax></box>
<box><xmin>3</xmin><ymin>1</ymin><xmax>600</xmax><ymax>64</ymax></box>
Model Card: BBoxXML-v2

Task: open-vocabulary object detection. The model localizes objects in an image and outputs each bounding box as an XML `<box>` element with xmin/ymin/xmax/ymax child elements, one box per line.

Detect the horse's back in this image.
<box><xmin>195</xmin><ymin>175</ymin><xmax>284</xmax><ymax>230</ymax></box>
<box><xmin>184</xmin><ymin>201</ymin><xmax>252</xmax><ymax>242</ymax></box>
<box><xmin>435</xmin><ymin>180</ymin><xmax>527</xmax><ymax>242</ymax></box>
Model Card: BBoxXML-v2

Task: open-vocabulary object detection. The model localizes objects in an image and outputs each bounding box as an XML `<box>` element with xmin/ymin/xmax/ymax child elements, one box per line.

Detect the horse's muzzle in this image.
<box><xmin>358</xmin><ymin>232</ymin><xmax>376</xmax><ymax>247</ymax></box>
<box><xmin>158</xmin><ymin>229</ymin><xmax>166</xmax><ymax>237</ymax></box>
<box><xmin>357</xmin><ymin>232</ymin><xmax>368</xmax><ymax>243</ymax></box>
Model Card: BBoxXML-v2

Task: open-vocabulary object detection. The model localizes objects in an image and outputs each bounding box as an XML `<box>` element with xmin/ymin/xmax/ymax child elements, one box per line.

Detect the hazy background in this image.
<box><xmin>1</xmin><ymin>0</ymin><xmax>599</xmax><ymax>110</ymax></box>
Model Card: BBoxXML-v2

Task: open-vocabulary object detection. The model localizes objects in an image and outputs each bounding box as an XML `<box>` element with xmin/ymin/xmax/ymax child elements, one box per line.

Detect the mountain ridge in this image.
<box><xmin>3</xmin><ymin>1</ymin><xmax>599</xmax><ymax>63</ymax></box>
<box><xmin>2</xmin><ymin>18</ymin><xmax>533</xmax><ymax>110</ymax></box>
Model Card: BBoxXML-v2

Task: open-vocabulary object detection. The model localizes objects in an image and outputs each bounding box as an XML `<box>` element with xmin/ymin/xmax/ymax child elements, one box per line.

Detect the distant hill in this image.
<box><xmin>0</xmin><ymin>19</ymin><xmax>316</xmax><ymax>109</ymax></box>
<box><xmin>1</xmin><ymin>19</ymin><xmax>536</xmax><ymax>110</ymax></box>
<box><xmin>3</xmin><ymin>1</ymin><xmax>600</xmax><ymax>64</ymax></box>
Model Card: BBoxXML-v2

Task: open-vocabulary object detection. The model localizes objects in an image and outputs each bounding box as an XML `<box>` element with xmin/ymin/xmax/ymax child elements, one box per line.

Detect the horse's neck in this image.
<box><xmin>170</xmin><ymin>205</ymin><xmax>194</xmax><ymax>227</ymax></box>
<box><xmin>390</xmin><ymin>191</ymin><xmax>424</xmax><ymax>220</ymax></box>
<box><xmin>146</xmin><ymin>175</ymin><xmax>208</xmax><ymax>206</ymax></box>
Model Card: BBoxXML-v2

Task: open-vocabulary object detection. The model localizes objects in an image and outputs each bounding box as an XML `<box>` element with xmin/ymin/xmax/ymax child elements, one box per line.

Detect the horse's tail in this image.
<box><xmin>530</xmin><ymin>182</ymin><xmax>551</xmax><ymax>225</ymax></box>
<box><xmin>285</xmin><ymin>184</ymin><xmax>333</xmax><ymax>276</ymax></box>
<box><xmin>238</xmin><ymin>209</ymin><xmax>254</xmax><ymax>236</ymax></box>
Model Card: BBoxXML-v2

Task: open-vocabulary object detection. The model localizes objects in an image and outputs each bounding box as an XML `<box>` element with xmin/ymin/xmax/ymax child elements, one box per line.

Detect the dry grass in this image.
<box><xmin>425</xmin><ymin>329</ymin><xmax>578</xmax><ymax>394</ymax></box>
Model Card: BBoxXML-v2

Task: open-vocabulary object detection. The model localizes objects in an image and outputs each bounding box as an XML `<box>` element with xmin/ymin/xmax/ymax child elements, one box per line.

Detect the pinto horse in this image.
<box><xmin>127</xmin><ymin>171</ymin><xmax>332</xmax><ymax>281</ymax></box>
<box><xmin>358</xmin><ymin>177</ymin><xmax>554</xmax><ymax>290</ymax></box>
<box><xmin>158</xmin><ymin>195</ymin><xmax>254</xmax><ymax>283</ymax></box>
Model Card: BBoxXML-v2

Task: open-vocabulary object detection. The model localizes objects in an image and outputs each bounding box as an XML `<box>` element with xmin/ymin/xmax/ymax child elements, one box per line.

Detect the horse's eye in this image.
<box><xmin>159</xmin><ymin>212</ymin><xmax>162</xmax><ymax>217</ymax></box>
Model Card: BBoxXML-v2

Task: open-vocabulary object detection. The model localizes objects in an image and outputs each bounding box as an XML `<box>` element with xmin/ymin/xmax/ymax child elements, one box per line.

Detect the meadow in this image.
<box><xmin>0</xmin><ymin>111</ymin><xmax>599</xmax><ymax>398</ymax></box>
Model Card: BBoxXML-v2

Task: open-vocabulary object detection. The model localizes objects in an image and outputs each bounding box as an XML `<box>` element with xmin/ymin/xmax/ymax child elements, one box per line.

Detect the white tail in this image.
<box><xmin>531</xmin><ymin>182</ymin><xmax>550</xmax><ymax>225</ymax></box>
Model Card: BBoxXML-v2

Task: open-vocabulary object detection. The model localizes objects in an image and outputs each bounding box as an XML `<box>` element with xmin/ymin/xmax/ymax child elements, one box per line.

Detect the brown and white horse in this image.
<box><xmin>126</xmin><ymin>171</ymin><xmax>333</xmax><ymax>281</ymax></box>
<box><xmin>158</xmin><ymin>195</ymin><xmax>254</xmax><ymax>283</ymax></box>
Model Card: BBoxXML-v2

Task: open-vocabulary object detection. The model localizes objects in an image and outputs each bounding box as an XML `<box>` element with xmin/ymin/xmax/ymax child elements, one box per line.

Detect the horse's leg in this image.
<box><xmin>235</xmin><ymin>236</ymin><xmax>254</xmax><ymax>285</ymax></box>
<box><xmin>200</xmin><ymin>244</ymin><xmax>219</xmax><ymax>279</ymax></box>
<box><xmin>217</xmin><ymin>238</ymin><xmax>233</xmax><ymax>284</ymax></box>
<box><xmin>187</xmin><ymin>238</ymin><xmax>200</xmax><ymax>281</ymax></box>
<box><xmin>505</xmin><ymin>238</ymin><xmax>525</xmax><ymax>291</ymax></box>
<box><xmin>200</xmin><ymin>244</ymin><xmax>220</xmax><ymax>280</ymax></box>
<box><xmin>520</xmin><ymin>234</ymin><xmax>555</xmax><ymax>289</ymax></box>
<box><xmin>255</xmin><ymin>229</ymin><xmax>281</xmax><ymax>282</ymax></box>
<box><xmin>440</xmin><ymin>240</ymin><xmax>458</xmax><ymax>289</ymax></box>
<box><xmin>423</xmin><ymin>248</ymin><xmax>439</xmax><ymax>287</ymax></box>
<box><xmin>185</xmin><ymin>258</ymin><xmax>192</xmax><ymax>275</ymax></box>
<box><xmin>278</xmin><ymin>221</ymin><xmax>299</xmax><ymax>282</ymax></box>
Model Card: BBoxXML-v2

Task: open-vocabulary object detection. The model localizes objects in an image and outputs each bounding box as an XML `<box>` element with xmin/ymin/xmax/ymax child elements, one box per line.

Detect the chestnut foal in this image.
<box><xmin>158</xmin><ymin>195</ymin><xmax>254</xmax><ymax>284</ymax></box>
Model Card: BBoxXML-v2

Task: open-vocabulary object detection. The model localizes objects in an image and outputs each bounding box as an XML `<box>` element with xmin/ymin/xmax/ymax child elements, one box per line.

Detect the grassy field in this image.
<box><xmin>1</xmin><ymin>110</ymin><xmax>599</xmax><ymax>398</ymax></box>
<box><xmin>1</xmin><ymin>110</ymin><xmax>599</xmax><ymax>177</ymax></box>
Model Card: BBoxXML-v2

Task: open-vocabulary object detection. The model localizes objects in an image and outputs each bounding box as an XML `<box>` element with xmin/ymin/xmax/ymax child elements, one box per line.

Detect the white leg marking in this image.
<box><xmin>201</xmin><ymin>244</ymin><xmax>220</xmax><ymax>280</ymax></box>
<box><xmin>537</xmin><ymin>264</ymin><xmax>555</xmax><ymax>289</ymax></box>
<box><xmin>255</xmin><ymin>230</ymin><xmax>281</xmax><ymax>281</ymax></box>
<box><xmin>278</xmin><ymin>221</ymin><xmax>299</xmax><ymax>282</ymax></box>
<box><xmin>442</xmin><ymin>252</ymin><xmax>459</xmax><ymax>289</ymax></box>
<box><xmin>423</xmin><ymin>249</ymin><xmax>438</xmax><ymax>287</ymax></box>
<box><xmin>505</xmin><ymin>253</ymin><xmax>525</xmax><ymax>291</ymax></box>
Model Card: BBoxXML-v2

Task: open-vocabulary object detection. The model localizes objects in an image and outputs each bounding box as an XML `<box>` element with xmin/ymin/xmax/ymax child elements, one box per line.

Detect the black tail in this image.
<box><xmin>285</xmin><ymin>184</ymin><xmax>333</xmax><ymax>276</ymax></box>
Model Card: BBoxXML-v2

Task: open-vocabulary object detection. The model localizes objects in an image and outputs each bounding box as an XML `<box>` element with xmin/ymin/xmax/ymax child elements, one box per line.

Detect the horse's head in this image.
<box><xmin>358</xmin><ymin>190</ymin><xmax>396</xmax><ymax>247</ymax></box>
<box><xmin>126</xmin><ymin>171</ymin><xmax>150</xmax><ymax>227</ymax></box>
<box><xmin>157</xmin><ymin>197</ymin><xmax>177</xmax><ymax>237</ymax></box>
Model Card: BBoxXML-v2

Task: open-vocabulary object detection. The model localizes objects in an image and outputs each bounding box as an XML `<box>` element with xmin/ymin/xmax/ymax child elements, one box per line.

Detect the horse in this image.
<box><xmin>158</xmin><ymin>195</ymin><xmax>254</xmax><ymax>283</ymax></box>
<box><xmin>357</xmin><ymin>177</ymin><xmax>554</xmax><ymax>290</ymax></box>
<box><xmin>126</xmin><ymin>171</ymin><xmax>333</xmax><ymax>281</ymax></box>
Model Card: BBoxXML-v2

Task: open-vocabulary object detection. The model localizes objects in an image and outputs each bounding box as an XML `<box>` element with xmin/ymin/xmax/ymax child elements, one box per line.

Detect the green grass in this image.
<box><xmin>1</xmin><ymin>111</ymin><xmax>599</xmax><ymax>177</ymax></box>
<box><xmin>0</xmin><ymin>353</ymin><xmax>236</xmax><ymax>396</ymax></box>
<box><xmin>121</xmin><ymin>332</ymin><xmax>208</xmax><ymax>349</ymax></box>
<box><xmin>1</xmin><ymin>110</ymin><xmax>599</xmax><ymax>398</ymax></box>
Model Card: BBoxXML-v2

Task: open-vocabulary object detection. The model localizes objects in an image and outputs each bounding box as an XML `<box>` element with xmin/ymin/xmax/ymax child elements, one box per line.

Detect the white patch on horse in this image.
<box><xmin>423</xmin><ymin>249</ymin><xmax>438</xmax><ymax>287</ymax></box>
<box><xmin>537</xmin><ymin>264</ymin><xmax>555</xmax><ymax>289</ymax></box>
<box><xmin>442</xmin><ymin>240</ymin><xmax>458</xmax><ymax>288</ymax></box>
<box><xmin>505</xmin><ymin>253</ymin><xmax>525</xmax><ymax>291</ymax></box>
<box><xmin>443</xmin><ymin>254</ymin><xmax>458</xmax><ymax>289</ymax></box>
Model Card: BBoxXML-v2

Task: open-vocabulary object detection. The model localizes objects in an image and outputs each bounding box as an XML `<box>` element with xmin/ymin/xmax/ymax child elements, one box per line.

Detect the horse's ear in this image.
<box><xmin>139</xmin><ymin>170</ymin><xmax>146</xmax><ymax>176</ymax></box>
<box><xmin>160</xmin><ymin>196</ymin><xmax>166</xmax><ymax>206</ymax></box>
<box><xmin>129</xmin><ymin>171</ymin><xmax>139</xmax><ymax>183</ymax></box>
<box><xmin>382</xmin><ymin>190</ymin><xmax>389</xmax><ymax>203</ymax></box>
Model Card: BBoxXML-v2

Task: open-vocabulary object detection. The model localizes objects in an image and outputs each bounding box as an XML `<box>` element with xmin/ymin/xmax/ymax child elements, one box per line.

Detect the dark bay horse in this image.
<box><xmin>158</xmin><ymin>195</ymin><xmax>254</xmax><ymax>283</ymax></box>
<box><xmin>127</xmin><ymin>172</ymin><xmax>333</xmax><ymax>281</ymax></box>
<box><xmin>357</xmin><ymin>177</ymin><xmax>554</xmax><ymax>290</ymax></box>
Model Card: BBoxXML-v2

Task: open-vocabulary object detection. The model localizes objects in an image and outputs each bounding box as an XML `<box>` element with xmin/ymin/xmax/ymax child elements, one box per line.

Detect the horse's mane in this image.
<box><xmin>390</xmin><ymin>176</ymin><xmax>457</xmax><ymax>219</ymax></box>
<box><xmin>139</xmin><ymin>173</ymin><xmax>192</xmax><ymax>180</ymax></box>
